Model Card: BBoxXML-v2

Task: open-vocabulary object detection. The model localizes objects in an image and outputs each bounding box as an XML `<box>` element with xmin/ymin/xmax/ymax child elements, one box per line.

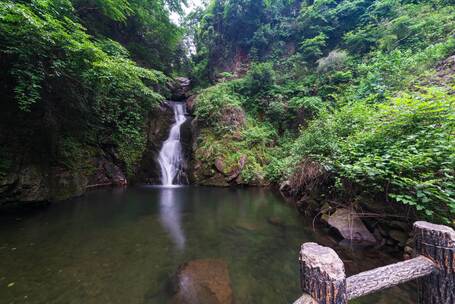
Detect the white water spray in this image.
<box><xmin>158</xmin><ymin>102</ymin><xmax>188</xmax><ymax>186</ymax></box>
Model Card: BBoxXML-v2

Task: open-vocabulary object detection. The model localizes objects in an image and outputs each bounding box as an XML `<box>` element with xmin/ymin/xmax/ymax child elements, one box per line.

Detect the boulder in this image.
<box><xmin>50</xmin><ymin>167</ymin><xmax>88</xmax><ymax>201</ymax></box>
<box><xmin>0</xmin><ymin>165</ymin><xmax>90</xmax><ymax>205</ymax></box>
<box><xmin>0</xmin><ymin>165</ymin><xmax>49</xmax><ymax>203</ymax></box>
<box><xmin>227</xmin><ymin>155</ymin><xmax>247</xmax><ymax>182</ymax></box>
<box><xmin>388</xmin><ymin>220</ymin><xmax>410</xmax><ymax>231</ymax></box>
<box><xmin>327</xmin><ymin>208</ymin><xmax>376</xmax><ymax>244</ymax></box>
<box><xmin>133</xmin><ymin>104</ymin><xmax>174</xmax><ymax>184</ymax></box>
<box><xmin>87</xmin><ymin>156</ymin><xmax>127</xmax><ymax>188</ymax></box>
<box><xmin>267</xmin><ymin>216</ymin><xmax>286</xmax><ymax>228</ymax></box>
<box><xmin>172</xmin><ymin>259</ymin><xmax>234</xmax><ymax>304</ymax></box>
<box><xmin>220</xmin><ymin>106</ymin><xmax>245</xmax><ymax>130</ymax></box>
<box><xmin>388</xmin><ymin>229</ymin><xmax>409</xmax><ymax>247</ymax></box>
<box><xmin>279</xmin><ymin>181</ymin><xmax>292</xmax><ymax>197</ymax></box>
<box><xmin>186</xmin><ymin>95</ymin><xmax>197</xmax><ymax>114</ymax></box>
<box><xmin>214</xmin><ymin>158</ymin><xmax>226</xmax><ymax>175</ymax></box>
<box><xmin>171</xmin><ymin>77</ymin><xmax>191</xmax><ymax>101</ymax></box>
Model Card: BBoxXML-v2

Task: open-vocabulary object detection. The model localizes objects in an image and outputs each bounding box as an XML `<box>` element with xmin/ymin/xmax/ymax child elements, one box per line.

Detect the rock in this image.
<box><xmin>227</xmin><ymin>155</ymin><xmax>247</xmax><ymax>182</ymax></box>
<box><xmin>267</xmin><ymin>216</ymin><xmax>286</xmax><ymax>228</ymax></box>
<box><xmin>108</xmin><ymin>166</ymin><xmax>127</xmax><ymax>186</ymax></box>
<box><xmin>196</xmin><ymin>173</ymin><xmax>230</xmax><ymax>187</ymax></box>
<box><xmin>386</xmin><ymin>239</ymin><xmax>396</xmax><ymax>246</ymax></box>
<box><xmin>319</xmin><ymin>202</ymin><xmax>332</xmax><ymax>224</ymax></box>
<box><xmin>186</xmin><ymin>95</ymin><xmax>197</xmax><ymax>114</ymax></box>
<box><xmin>279</xmin><ymin>181</ymin><xmax>292</xmax><ymax>197</ymax></box>
<box><xmin>0</xmin><ymin>165</ymin><xmax>48</xmax><ymax>203</ymax></box>
<box><xmin>235</xmin><ymin>220</ymin><xmax>258</xmax><ymax>231</ymax></box>
<box><xmin>424</xmin><ymin>55</ymin><xmax>455</xmax><ymax>91</ymax></box>
<box><xmin>0</xmin><ymin>164</ymin><xmax>90</xmax><ymax>205</ymax></box>
<box><xmin>201</xmin><ymin>155</ymin><xmax>247</xmax><ymax>185</ymax></box>
<box><xmin>171</xmin><ymin>77</ymin><xmax>191</xmax><ymax>101</ymax></box>
<box><xmin>377</xmin><ymin>225</ymin><xmax>389</xmax><ymax>238</ymax></box>
<box><xmin>87</xmin><ymin>156</ymin><xmax>127</xmax><ymax>188</ymax></box>
<box><xmin>388</xmin><ymin>229</ymin><xmax>409</xmax><ymax>247</ymax></box>
<box><xmin>403</xmin><ymin>245</ymin><xmax>413</xmax><ymax>260</ymax></box>
<box><xmin>133</xmin><ymin>104</ymin><xmax>174</xmax><ymax>184</ymax></box>
<box><xmin>214</xmin><ymin>159</ymin><xmax>226</xmax><ymax>175</ymax></box>
<box><xmin>403</xmin><ymin>253</ymin><xmax>412</xmax><ymax>260</ymax></box>
<box><xmin>172</xmin><ymin>259</ymin><xmax>234</xmax><ymax>304</ymax></box>
<box><xmin>388</xmin><ymin>220</ymin><xmax>410</xmax><ymax>231</ymax></box>
<box><xmin>404</xmin><ymin>245</ymin><xmax>413</xmax><ymax>255</ymax></box>
<box><xmin>50</xmin><ymin>167</ymin><xmax>88</xmax><ymax>201</ymax></box>
<box><xmin>327</xmin><ymin>208</ymin><xmax>376</xmax><ymax>244</ymax></box>
<box><xmin>220</xmin><ymin>106</ymin><xmax>245</xmax><ymax>130</ymax></box>
<box><xmin>373</xmin><ymin>228</ymin><xmax>384</xmax><ymax>242</ymax></box>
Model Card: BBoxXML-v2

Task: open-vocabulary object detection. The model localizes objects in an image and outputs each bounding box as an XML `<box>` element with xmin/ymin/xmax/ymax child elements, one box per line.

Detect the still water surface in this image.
<box><xmin>0</xmin><ymin>186</ymin><xmax>415</xmax><ymax>303</ymax></box>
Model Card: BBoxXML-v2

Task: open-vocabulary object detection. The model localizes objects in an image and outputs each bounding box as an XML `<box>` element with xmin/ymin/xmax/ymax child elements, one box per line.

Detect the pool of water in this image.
<box><xmin>0</xmin><ymin>186</ymin><xmax>415</xmax><ymax>303</ymax></box>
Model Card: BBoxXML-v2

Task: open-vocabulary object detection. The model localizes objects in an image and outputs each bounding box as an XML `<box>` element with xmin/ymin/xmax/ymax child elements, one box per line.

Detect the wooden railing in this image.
<box><xmin>294</xmin><ymin>221</ymin><xmax>455</xmax><ymax>304</ymax></box>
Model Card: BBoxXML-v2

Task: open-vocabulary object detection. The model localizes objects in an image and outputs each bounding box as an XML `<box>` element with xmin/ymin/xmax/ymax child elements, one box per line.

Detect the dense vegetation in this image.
<box><xmin>0</xmin><ymin>0</ymin><xmax>184</xmax><ymax>180</ymax></box>
<box><xmin>189</xmin><ymin>0</ymin><xmax>455</xmax><ymax>224</ymax></box>
<box><xmin>1</xmin><ymin>0</ymin><xmax>454</xmax><ymax>224</ymax></box>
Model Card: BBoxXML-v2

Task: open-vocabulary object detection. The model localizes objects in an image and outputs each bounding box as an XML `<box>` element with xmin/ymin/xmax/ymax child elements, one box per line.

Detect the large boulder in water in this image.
<box><xmin>172</xmin><ymin>259</ymin><xmax>234</xmax><ymax>304</ymax></box>
<box><xmin>327</xmin><ymin>208</ymin><xmax>376</xmax><ymax>244</ymax></box>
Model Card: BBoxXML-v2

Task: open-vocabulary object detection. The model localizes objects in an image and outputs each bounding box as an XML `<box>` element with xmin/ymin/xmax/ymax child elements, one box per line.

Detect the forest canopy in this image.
<box><xmin>0</xmin><ymin>0</ymin><xmax>184</xmax><ymax>176</ymax></box>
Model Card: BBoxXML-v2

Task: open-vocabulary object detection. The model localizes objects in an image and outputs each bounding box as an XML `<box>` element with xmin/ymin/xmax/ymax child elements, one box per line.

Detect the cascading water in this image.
<box><xmin>158</xmin><ymin>102</ymin><xmax>188</xmax><ymax>186</ymax></box>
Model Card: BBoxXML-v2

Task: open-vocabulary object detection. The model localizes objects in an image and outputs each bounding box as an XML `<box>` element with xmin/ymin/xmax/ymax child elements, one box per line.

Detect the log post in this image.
<box><xmin>413</xmin><ymin>221</ymin><xmax>455</xmax><ymax>304</ymax></box>
<box><xmin>299</xmin><ymin>242</ymin><xmax>347</xmax><ymax>304</ymax></box>
<box><xmin>346</xmin><ymin>256</ymin><xmax>435</xmax><ymax>300</ymax></box>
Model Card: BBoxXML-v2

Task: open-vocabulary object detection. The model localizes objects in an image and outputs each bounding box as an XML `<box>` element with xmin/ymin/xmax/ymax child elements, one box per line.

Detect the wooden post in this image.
<box><xmin>346</xmin><ymin>256</ymin><xmax>435</xmax><ymax>300</ymax></box>
<box><xmin>299</xmin><ymin>242</ymin><xmax>347</xmax><ymax>304</ymax></box>
<box><xmin>413</xmin><ymin>221</ymin><xmax>455</xmax><ymax>304</ymax></box>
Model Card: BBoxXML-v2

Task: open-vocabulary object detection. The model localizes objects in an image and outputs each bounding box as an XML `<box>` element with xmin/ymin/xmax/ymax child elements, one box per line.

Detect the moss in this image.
<box><xmin>193</xmin><ymin>116</ymin><xmax>277</xmax><ymax>185</ymax></box>
<box><xmin>0</xmin><ymin>148</ymin><xmax>13</xmax><ymax>177</ymax></box>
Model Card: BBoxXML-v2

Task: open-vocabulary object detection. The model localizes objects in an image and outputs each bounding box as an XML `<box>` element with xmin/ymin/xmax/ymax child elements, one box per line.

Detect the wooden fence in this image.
<box><xmin>294</xmin><ymin>221</ymin><xmax>455</xmax><ymax>304</ymax></box>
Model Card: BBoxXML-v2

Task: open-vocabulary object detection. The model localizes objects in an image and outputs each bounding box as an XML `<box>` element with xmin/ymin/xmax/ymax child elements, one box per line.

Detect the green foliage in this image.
<box><xmin>194</xmin><ymin>117</ymin><xmax>277</xmax><ymax>184</ymax></box>
<box><xmin>190</xmin><ymin>0</ymin><xmax>455</xmax><ymax>223</ymax></box>
<box><xmin>299</xmin><ymin>33</ymin><xmax>327</xmax><ymax>63</ymax></box>
<box><xmin>194</xmin><ymin>82</ymin><xmax>243</xmax><ymax>131</ymax></box>
<box><xmin>57</xmin><ymin>137</ymin><xmax>97</xmax><ymax>174</ymax></box>
<box><xmin>0</xmin><ymin>0</ymin><xmax>172</xmax><ymax>175</ymax></box>
<box><xmin>290</xmin><ymin>88</ymin><xmax>455</xmax><ymax>224</ymax></box>
<box><xmin>241</xmin><ymin>62</ymin><xmax>276</xmax><ymax>96</ymax></box>
<box><xmin>72</xmin><ymin>0</ymin><xmax>186</xmax><ymax>72</ymax></box>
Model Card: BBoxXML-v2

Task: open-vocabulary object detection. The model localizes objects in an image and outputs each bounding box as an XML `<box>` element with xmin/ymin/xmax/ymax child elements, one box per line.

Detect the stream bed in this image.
<box><xmin>0</xmin><ymin>186</ymin><xmax>415</xmax><ymax>303</ymax></box>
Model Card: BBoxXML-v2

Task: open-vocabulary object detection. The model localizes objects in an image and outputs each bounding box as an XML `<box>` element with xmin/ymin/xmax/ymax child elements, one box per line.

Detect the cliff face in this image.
<box><xmin>0</xmin><ymin>77</ymin><xmax>194</xmax><ymax>206</ymax></box>
<box><xmin>0</xmin><ymin>105</ymin><xmax>174</xmax><ymax>206</ymax></box>
<box><xmin>133</xmin><ymin>104</ymin><xmax>174</xmax><ymax>185</ymax></box>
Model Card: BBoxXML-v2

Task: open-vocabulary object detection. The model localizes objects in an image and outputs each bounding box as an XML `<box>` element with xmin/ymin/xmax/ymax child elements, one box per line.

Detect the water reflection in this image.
<box><xmin>0</xmin><ymin>187</ymin><xmax>416</xmax><ymax>304</ymax></box>
<box><xmin>159</xmin><ymin>187</ymin><xmax>186</xmax><ymax>250</ymax></box>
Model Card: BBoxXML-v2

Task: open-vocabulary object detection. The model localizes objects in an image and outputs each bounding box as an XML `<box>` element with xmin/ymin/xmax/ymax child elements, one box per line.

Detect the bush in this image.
<box><xmin>0</xmin><ymin>0</ymin><xmax>168</xmax><ymax>174</ymax></box>
<box><xmin>316</xmin><ymin>50</ymin><xmax>349</xmax><ymax>73</ymax></box>
<box><xmin>289</xmin><ymin>88</ymin><xmax>455</xmax><ymax>224</ymax></box>
<box><xmin>241</xmin><ymin>62</ymin><xmax>276</xmax><ymax>96</ymax></box>
<box><xmin>194</xmin><ymin>82</ymin><xmax>244</xmax><ymax>132</ymax></box>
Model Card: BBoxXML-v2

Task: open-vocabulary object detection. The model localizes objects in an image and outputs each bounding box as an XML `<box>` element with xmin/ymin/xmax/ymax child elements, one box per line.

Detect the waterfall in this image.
<box><xmin>158</xmin><ymin>102</ymin><xmax>188</xmax><ymax>186</ymax></box>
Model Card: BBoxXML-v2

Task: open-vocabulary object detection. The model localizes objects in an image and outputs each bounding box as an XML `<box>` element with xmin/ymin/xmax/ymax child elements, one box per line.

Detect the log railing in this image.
<box><xmin>294</xmin><ymin>221</ymin><xmax>455</xmax><ymax>304</ymax></box>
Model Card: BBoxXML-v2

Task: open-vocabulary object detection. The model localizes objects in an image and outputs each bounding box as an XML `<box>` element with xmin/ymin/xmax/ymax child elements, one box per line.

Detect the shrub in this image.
<box><xmin>241</xmin><ymin>62</ymin><xmax>276</xmax><ymax>96</ymax></box>
<box><xmin>194</xmin><ymin>82</ymin><xmax>244</xmax><ymax>132</ymax></box>
<box><xmin>289</xmin><ymin>87</ymin><xmax>455</xmax><ymax>224</ymax></box>
<box><xmin>316</xmin><ymin>50</ymin><xmax>349</xmax><ymax>73</ymax></box>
